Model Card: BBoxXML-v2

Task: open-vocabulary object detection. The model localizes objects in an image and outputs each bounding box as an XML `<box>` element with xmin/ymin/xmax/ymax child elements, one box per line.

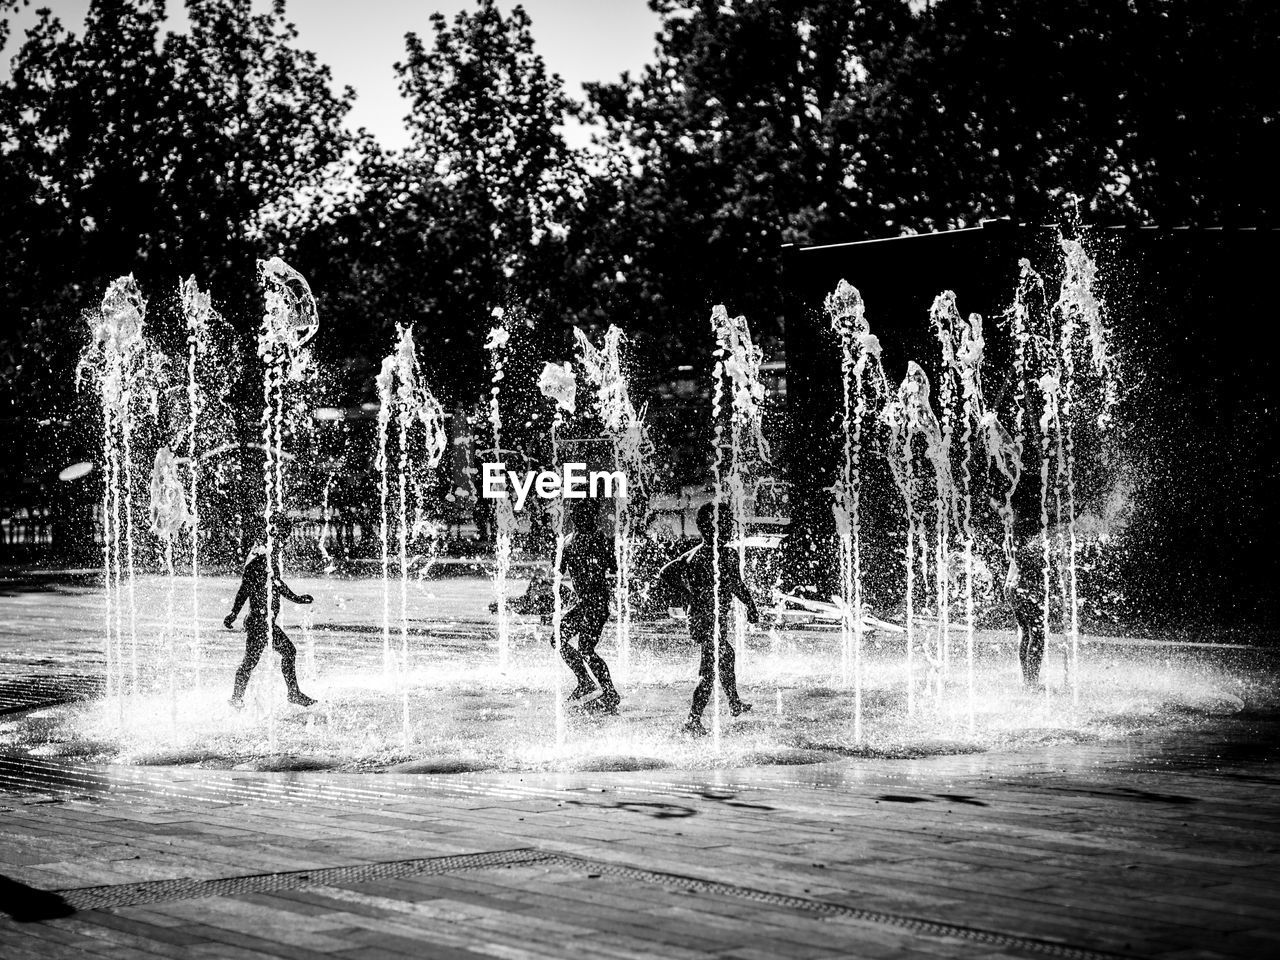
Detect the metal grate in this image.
<box><xmin>547</xmin><ymin>855</ymin><xmax>1130</xmax><ymax>960</ymax></box>
<box><xmin>52</xmin><ymin>847</ymin><xmax>1132</xmax><ymax>960</ymax></box>
<box><xmin>56</xmin><ymin>848</ymin><xmax>552</xmax><ymax>911</ymax></box>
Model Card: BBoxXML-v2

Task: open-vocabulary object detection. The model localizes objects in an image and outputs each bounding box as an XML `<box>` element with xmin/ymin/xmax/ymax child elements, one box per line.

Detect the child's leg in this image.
<box><xmin>232</xmin><ymin>623</ymin><xmax>268</xmax><ymax>701</ymax></box>
<box><xmin>1018</xmin><ymin>617</ymin><xmax>1044</xmax><ymax>685</ymax></box>
<box><xmin>690</xmin><ymin>645</ymin><xmax>716</xmax><ymax>719</ymax></box>
<box><xmin>576</xmin><ymin>600</ymin><xmax>615</xmax><ymax>697</ymax></box>
<box><xmin>717</xmin><ymin>635</ymin><xmax>741</xmax><ymax>706</ymax></box>
<box><xmin>1005</xmin><ymin>565</ymin><xmax>1044</xmax><ymax>686</ymax></box>
<box><xmin>689</xmin><ymin>615</ymin><xmax>716</xmax><ymax>718</ymax></box>
<box><xmin>1013</xmin><ymin>599</ymin><xmax>1043</xmax><ymax>685</ymax></box>
<box><xmin>271</xmin><ymin>626</ymin><xmax>302</xmax><ymax>695</ymax></box>
<box><xmin>557</xmin><ymin>604</ymin><xmax>595</xmax><ymax>691</ymax></box>
<box><xmin>581</xmin><ymin>643</ymin><xmax>614</xmax><ymax>696</ymax></box>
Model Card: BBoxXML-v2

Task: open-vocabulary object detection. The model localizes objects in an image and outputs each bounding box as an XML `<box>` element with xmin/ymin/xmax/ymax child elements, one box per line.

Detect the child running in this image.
<box><xmin>224</xmin><ymin>516</ymin><xmax>317</xmax><ymax>708</ymax></box>
<box><xmin>556</xmin><ymin>498</ymin><xmax>621</xmax><ymax>712</ymax></box>
<box><xmin>655</xmin><ymin>502</ymin><xmax>759</xmax><ymax>736</ymax></box>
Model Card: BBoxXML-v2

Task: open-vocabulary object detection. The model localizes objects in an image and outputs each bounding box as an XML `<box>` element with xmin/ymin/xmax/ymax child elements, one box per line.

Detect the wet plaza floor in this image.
<box><xmin>2</xmin><ymin>573</ymin><xmax>1279</xmax><ymax>957</ymax></box>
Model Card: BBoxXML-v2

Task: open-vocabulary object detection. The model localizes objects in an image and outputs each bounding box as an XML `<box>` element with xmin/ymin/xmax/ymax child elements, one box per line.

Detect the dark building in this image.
<box><xmin>782</xmin><ymin>222</ymin><xmax>1280</xmax><ymax>634</ymax></box>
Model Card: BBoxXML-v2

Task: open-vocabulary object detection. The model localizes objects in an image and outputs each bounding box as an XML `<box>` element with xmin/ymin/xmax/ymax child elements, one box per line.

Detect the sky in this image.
<box><xmin>2</xmin><ymin>0</ymin><xmax>663</xmax><ymax>149</ymax></box>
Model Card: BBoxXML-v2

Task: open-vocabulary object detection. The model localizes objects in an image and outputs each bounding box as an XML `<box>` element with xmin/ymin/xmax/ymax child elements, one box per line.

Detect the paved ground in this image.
<box><xmin>2</xmin><ymin>716</ymin><xmax>1279</xmax><ymax>959</ymax></box>
<box><xmin>3</xmin><ymin>573</ymin><xmax>1271</xmax><ymax>773</ymax></box>
<box><xmin>2</xmin><ymin>572</ymin><xmax>1279</xmax><ymax>957</ymax></box>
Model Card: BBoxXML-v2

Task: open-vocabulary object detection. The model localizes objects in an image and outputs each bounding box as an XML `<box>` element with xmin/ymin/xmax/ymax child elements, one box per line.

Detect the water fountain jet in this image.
<box><xmin>825</xmin><ymin>281</ymin><xmax>891</xmax><ymax>740</ymax></box>
<box><xmin>574</xmin><ymin>325</ymin><xmax>654</xmax><ymax>678</ymax></box>
<box><xmin>256</xmin><ymin>257</ymin><xmax>319</xmax><ymax>739</ymax></box>
<box><xmin>375</xmin><ymin>323</ymin><xmax>448</xmax><ymax>748</ymax></box>
<box><xmin>709</xmin><ymin>305</ymin><xmax>770</xmax><ymax>747</ymax></box>
<box><xmin>77</xmin><ymin>275</ymin><xmax>160</xmax><ymax>720</ymax></box>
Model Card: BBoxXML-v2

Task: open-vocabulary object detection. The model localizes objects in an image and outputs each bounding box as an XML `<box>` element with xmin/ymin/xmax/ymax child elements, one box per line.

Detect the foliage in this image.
<box><xmin>0</xmin><ymin>0</ymin><xmax>355</xmax><ymax>525</ymax></box>
<box><xmin>2</xmin><ymin>0</ymin><xmax>1279</xmax><ymax>554</ymax></box>
<box><xmin>302</xmin><ymin>0</ymin><xmax>578</xmax><ymax>402</ymax></box>
<box><xmin>568</xmin><ymin>0</ymin><xmax>906</xmax><ymax>369</ymax></box>
<box><xmin>0</xmin><ymin>0</ymin><xmax>354</xmax><ymax>416</ymax></box>
<box><xmin>849</xmin><ymin>0</ymin><xmax>1280</xmax><ymax>231</ymax></box>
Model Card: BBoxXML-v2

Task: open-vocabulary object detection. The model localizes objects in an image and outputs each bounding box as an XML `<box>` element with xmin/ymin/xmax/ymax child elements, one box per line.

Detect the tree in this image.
<box><xmin>849</xmin><ymin>0</ymin><xmax>1280</xmax><ymax>231</ymax></box>
<box><xmin>1</xmin><ymin>0</ymin><xmax>174</xmax><ymax>414</ymax></box>
<box><xmin>575</xmin><ymin>0</ymin><xmax>1280</xmax><ymax>374</ymax></box>
<box><xmin>0</xmin><ymin>0</ymin><xmax>355</xmax><ymax>546</ymax></box>
<box><xmin>0</xmin><ymin>0</ymin><xmax>355</xmax><ymax>401</ymax></box>
<box><xmin>162</xmin><ymin>0</ymin><xmax>357</xmax><ymax>311</ymax></box>
<box><xmin>307</xmin><ymin>0</ymin><xmax>579</xmax><ymax>404</ymax></box>
<box><xmin>568</xmin><ymin>0</ymin><xmax>907</xmax><ymax>372</ymax></box>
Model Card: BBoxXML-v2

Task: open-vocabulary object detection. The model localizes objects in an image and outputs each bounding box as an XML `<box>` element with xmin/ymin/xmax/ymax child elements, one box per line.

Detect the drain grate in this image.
<box><xmin>549</xmin><ymin>855</ymin><xmax>1129</xmax><ymax>960</ymax></box>
<box><xmin>51</xmin><ymin>848</ymin><xmax>1131</xmax><ymax>960</ymax></box>
<box><xmin>56</xmin><ymin>848</ymin><xmax>553</xmax><ymax>912</ymax></box>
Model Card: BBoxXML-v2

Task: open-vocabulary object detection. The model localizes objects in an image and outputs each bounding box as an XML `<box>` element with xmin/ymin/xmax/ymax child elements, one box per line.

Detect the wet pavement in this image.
<box><xmin>2</xmin><ymin>574</ymin><xmax>1280</xmax><ymax>957</ymax></box>
<box><xmin>1</xmin><ymin>717</ymin><xmax>1278</xmax><ymax>958</ymax></box>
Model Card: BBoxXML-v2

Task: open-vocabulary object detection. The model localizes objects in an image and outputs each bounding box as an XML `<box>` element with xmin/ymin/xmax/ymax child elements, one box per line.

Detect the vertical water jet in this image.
<box><xmin>148</xmin><ymin>446</ymin><xmax>191</xmax><ymax>726</ymax></box>
<box><xmin>485</xmin><ymin>318</ymin><xmax>513</xmax><ymax>670</ymax></box>
<box><xmin>538</xmin><ymin>360</ymin><xmax>577</xmax><ymax>747</ymax></box>
<box><xmin>179</xmin><ymin>276</ymin><xmax>211</xmax><ymax>688</ymax></box>
<box><xmin>256</xmin><ymin>257</ymin><xmax>319</xmax><ymax>736</ymax></box>
<box><xmin>824</xmin><ymin>280</ymin><xmax>889</xmax><ymax>740</ymax></box>
<box><xmin>375</xmin><ymin>324</ymin><xmax>447</xmax><ymax>748</ymax></box>
<box><xmin>78</xmin><ymin>275</ymin><xmax>156</xmax><ymax>720</ymax></box>
<box><xmin>709</xmin><ymin>305</ymin><xmax>770</xmax><ymax>746</ymax></box>
<box><xmin>573</xmin><ymin>326</ymin><xmax>654</xmax><ymax>678</ymax></box>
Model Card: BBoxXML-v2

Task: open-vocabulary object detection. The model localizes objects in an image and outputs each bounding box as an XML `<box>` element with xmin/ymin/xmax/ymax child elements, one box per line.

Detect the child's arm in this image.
<box><xmin>603</xmin><ymin>535</ymin><xmax>618</xmax><ymax>580</ymax></box>
<box><xmin>648</xmin><ymin>553</ymin><xmax>690</xmax><ymax>607</ymax></box>
<box><xmin>725</xmin><ymin>553</ymin><xmax>760</xmax><ymax>623</ymax></box>
<box><xmin>224</xmin><ymin>570</ymin><xmax>251</xmax><ymax>629</ymax></box>
<box><xmin>275</xmin><ymin>576</ymin><xmax>313</xmax><ymax>605</ymax></box>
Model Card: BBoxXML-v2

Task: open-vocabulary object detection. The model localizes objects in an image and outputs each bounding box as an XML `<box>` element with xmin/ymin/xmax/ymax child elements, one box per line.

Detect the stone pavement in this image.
<box><xmin>2</xmin><ymin>718</ymin><xmax>1278</xmax><ymax>959</ymax></box>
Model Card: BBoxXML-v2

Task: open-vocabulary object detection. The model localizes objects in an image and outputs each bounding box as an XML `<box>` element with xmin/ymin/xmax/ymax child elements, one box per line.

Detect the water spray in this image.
<box><xmin>256</xmin><ymin>256</ymin><xmax>319</xmax><ymax>740</ymax></box>
<box><xmin>574</xmin><ymin>325</ymin><xmax>654</xmax><ymax>678</ymax></box>
<box><xmin>375</xmin><ymin>324</ymin><xmax>448</xmax><ymax>749</ymax></box>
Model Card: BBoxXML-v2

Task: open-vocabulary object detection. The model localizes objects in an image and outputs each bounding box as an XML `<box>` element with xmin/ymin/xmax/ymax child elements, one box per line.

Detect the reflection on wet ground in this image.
<box><xmin>1</xmin><ymin>716</ymin><xmax>1275</xmax><ymax>810</ymax></box>
<box><xmin>3</xmin><ymin>574</ymin><xmax>1277</xmax><ymax>780</ymax></box>
<box><xmin>3</xmin><ymin>573</ymin><xmax>1279</xmax><ymax>800</ymax></box>
<box><xmin>2</xmin><ymin>705</ymin><xmax>1277</xmax><ymax>959</ymax></box>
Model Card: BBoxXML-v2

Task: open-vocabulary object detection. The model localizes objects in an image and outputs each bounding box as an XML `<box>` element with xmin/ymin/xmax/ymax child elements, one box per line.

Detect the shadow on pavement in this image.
<box><xmin>0</xmin><ymin>875</ymin><xmax>75</xmax><ymax>922</ymax></box>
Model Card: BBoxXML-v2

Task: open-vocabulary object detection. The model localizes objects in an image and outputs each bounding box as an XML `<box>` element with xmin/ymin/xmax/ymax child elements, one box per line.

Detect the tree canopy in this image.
<box><xmin>2</xmin><ymin>0</ymin><xmax>1277</xmax><ymax>492</ymax></box>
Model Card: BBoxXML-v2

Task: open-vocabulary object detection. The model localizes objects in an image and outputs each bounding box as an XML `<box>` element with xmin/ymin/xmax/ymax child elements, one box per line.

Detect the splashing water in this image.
<box><xmin>484</xmin><ymin>316</ymin><xmax>514</xmax><ymax>670</ymax></box>
<box><xmin>881</xmin><ymin>362</ymin><xmax>958</xmax><ymax>714</ymax></box>
<box><xmin>929</xmin><ymin>294</ymin><xmax>961</xmax><ymax>683</ymax></box>
<box><xmin>256</xmin><ymin>257</ymin><xmax>319</xmax><ymax>742</ymax></box>
<box><xmin>986</xmin><ymin>237</ymin><xmax>1121</xmax><ymax>702</ymax></box>
<box><xmin>574</xmin><ymin>325</ymin><xmax>655</xmax><ymax>677</ymax></box>
<box><xmin>375</xmin><ymin>324</ymin><xmax>448</xmax><ymax>746</ymax></box>
<box><xmin>709</xmin><ymin>305</ymin><xmax>770</xmax><ymax>748</ymax></box>
<box><xmin>932</xmin><ymin>295</ymin><xmax>1023</xmax><ymax>731</ymax></box>
<box><xmin>42</xmin><ymin>230</ymin><xmax>1156</xmax><ymax>770</ymax></box>
<box><xmin>13</xmin><ymin>572</ymin><xmax>1268</xmax><ymax>774</ymax></box>
<box><xmin>319</xmin><ymin>473</ymin><xmax>336</xmax><ymax>573</ymax></box>
<box><xmin>77</xmin><ymin>275</ymin><xmax>161</xmax><ymax>719</ymax></box>
<box><xmin>148</xmin><ymin>446</ymin><xmax>191</xmax><ymax>726</ymax></box>
<box><xmin>824</xmin><ymin>281</ymin><xmax>890</xmax><ymax>741</ymax></box>
<box><xmin>1052</xmin><ymin>236</ymin><xmax>1119</xmax><ymax>703</ymax></box>
<box><xmin>179</xmin><ymin>276</ymin><xmax>212</xmax><ymax>689</ymax></box>
<box><xmin>538</xmin><ymin>360</ymin><xmax>577</xmax><ymax>746</ymax></box>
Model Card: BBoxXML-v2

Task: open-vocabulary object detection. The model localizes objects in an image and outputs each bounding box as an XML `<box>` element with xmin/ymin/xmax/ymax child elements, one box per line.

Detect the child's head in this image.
<box><xmin>267</xmin><ymin>514</ymin><xmax>294</xmax><ymax>544</ymax></box>
<box><xmin>569</xmin><ymin>497</ymin><xmax>600</xmax><ymax>532</ymax></box>
<box><xmin>695</xmin><ymin>502</ymin><xmax>731</xmax><ymax>543</ymax></box>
